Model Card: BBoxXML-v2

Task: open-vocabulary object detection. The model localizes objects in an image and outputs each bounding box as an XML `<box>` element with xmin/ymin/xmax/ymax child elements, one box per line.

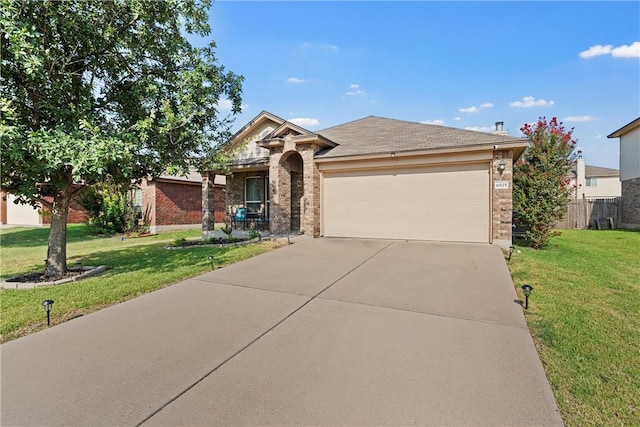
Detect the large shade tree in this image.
<box><xmin>513</xmin><ymin>117</ymin><xmax>577</xmax><ymax>248</ymax></box>
<box><xmin>1</xmin><ymin>0</ymin><xmax>243</xmax><ymax>278</ymax></box>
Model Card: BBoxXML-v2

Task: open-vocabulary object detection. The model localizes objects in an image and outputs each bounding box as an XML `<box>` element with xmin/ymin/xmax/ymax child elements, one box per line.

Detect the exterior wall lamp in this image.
<box><xmin>42</xmin><ymin>299</ymin><xmax>54</xmax><ymax>326</ymax></box>
<box><xmin>497</xmin><ymin>159</ymin><xmax>506</xmax><ymax>174</ymax></box>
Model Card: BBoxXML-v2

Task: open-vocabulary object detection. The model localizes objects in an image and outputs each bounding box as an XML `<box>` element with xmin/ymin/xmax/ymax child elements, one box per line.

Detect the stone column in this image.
<box><xmin>492</xmin><ymin>150</ymin><xmax>513</xmax><ymax>248</ymax></box>
<box><xmin>201</xmin><ymin>171</ymin><xmax>216</xmax><ymax>239</ymax></box>
<box><xmin>299</xmin><ymin>145</ymin><xmax>321</xmax><ymax>237</ymax></box>
<box><xmin>268</xmin><ymin>148</ymin><xmax>287</xmax><ymax>234</ymax></box>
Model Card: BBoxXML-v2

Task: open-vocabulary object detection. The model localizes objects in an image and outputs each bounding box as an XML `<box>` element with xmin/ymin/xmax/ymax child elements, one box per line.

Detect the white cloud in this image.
<box><xmin>216</xmin><ymin>99</ymin><xmax>247</xmax><ymax>111</ymax></box>
<box><xmin>580</xmin><ymin>44</ymin><xmax>613</xmax><ymax>59</ymax></box>
<box><xmin>465</xmin><ymin>126</ymin><xmax>494</xmax><ymax>133</ymax></box>
<box><xmin>289</xmin><ymin>117</ymin><xmax>320</xmax><ymax>127</ymax></box>
<box><xmin>612</xmin><ymin>41</ymin><xmax>640</xmax><ymax>58</ymax></box>
<box><xmin>509</xmin><ymin>96</ymin><xmax>554</xmax><ymax>108</ymax></box>
<box><xmin>459</xmin><ymin>106</ymin><xmax>479</xmax><ymax>113</ymax></box>
<box><xmin>217</xmin><ymin>99</ymin><xmax>233</xmax><ymax>110</ymax></box>
<box><xmin>563</xmin><ymin>115</ymin><xmax>597</xmax><ymax>122</ymax></box>
<box><xmin>346</xmin><ymin>83</ymin><xmax>366</xmax><ymax>96</ymax></box>
<box><xmin>454</xmin><ymin>117</ymin><xmax>461</xmax><ymax>121</ymax></box>
<box><xmin>580</xmin><ymin>41</ymin><xmax>640</xmax><ymax>59</ymax></box>
<box><xmin>421</xmin><ymin>119</ymin><xmax>445</xmax><ymax>125</ymax></box>
<box><xmin>459</xmin><ymin>102</ymin><xmax>493</xmax><ymax>113</ymax></box>
<box><xmin>287</xmin><ymin>77</ymin><xmax>307</xmax><ymax>84</ymax></box>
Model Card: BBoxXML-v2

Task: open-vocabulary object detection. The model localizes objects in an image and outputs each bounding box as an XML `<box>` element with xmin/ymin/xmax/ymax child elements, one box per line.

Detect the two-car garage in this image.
<box><xmin>320</xmin><ymin>161</ymin><xmax>491</xmax><ymax>243</ymax></box>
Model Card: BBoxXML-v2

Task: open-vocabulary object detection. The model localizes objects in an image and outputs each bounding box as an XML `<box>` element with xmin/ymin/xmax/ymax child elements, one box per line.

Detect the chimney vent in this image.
<box><xmin>493</xmin><ymin>121</ymin><xmax>508</xmax><ymax>135</ymax></box>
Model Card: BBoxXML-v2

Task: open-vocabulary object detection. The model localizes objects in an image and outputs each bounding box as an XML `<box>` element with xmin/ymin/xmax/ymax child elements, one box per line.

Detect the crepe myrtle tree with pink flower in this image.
<box><xmin>513</xmin><ymin>117</ymin><xmax>577</xmax><ymax>248</ymax></box>
<box><xmin>0</xmin><ymin>0</ymin><xmax>243</xmax><ymax>278</ymax></box>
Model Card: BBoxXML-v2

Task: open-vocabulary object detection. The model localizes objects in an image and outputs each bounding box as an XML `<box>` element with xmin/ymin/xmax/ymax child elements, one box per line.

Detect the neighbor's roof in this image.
<box><xmin>315</xmin><ymin>116</ymin><xmax>526</xmax><ymax>159</ymax></box>
<box><xmin>586</xmin><ymin>165</ymin><xmax>619</xmax><ymax>177</ymax></box>
<box><xmin>607</xmin><ymin>117</ymin><xmax>640</xmax><ymax>138</ymax></box>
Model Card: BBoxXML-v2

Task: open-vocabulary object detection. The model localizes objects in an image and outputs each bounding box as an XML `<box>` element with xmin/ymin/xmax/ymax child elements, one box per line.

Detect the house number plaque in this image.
<box><xmin>494</xmin><ymin>180</ymin><xmax>509</xmax><ymax>189</ymax></box>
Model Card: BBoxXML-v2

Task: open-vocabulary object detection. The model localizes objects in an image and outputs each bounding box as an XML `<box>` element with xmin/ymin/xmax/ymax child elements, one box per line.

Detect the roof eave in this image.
<box><xmin>315</xmin><ymin>141</ymin><xmax>529</xmax><ymax>163</ymax></box>
<box><xmin>607</xmin><ymin>117</ymin><xmax>640</xmax><ymax>138</ymax></box>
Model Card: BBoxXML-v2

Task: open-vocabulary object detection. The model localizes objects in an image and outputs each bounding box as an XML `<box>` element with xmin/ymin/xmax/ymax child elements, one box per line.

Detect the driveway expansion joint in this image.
<box><xmin>137</xmin><ymin>241</ymin><xmax>395</xmax><ymax>426</ymax></box>
<box><xmin>316</xmin><ymin>295</ymin><xmax>529</xmax><ymax>330</ymax></box>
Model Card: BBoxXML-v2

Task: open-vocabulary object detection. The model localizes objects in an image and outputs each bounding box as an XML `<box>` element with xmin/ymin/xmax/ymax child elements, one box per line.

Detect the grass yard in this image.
<box><xmin>0</xmin><ymin>225</ymin><xmax>284</xmax><ymax>343</ymax></box>
<box><xmin>509</xmin><ymin>229</ymin><xmax>639</xmax><ymax>426</ymax></box>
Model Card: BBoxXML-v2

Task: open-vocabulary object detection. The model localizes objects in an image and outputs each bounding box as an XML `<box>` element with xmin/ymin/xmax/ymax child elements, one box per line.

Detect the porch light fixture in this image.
<box><xmin>497</xmin><ymin>159</ymin><xmax>506</xmax><ymax>174</ymax></box>
<box><xmin>521</xmin><ymin>284</ymin><xmax>533</xmax><ymax>309</ymax></box>
<box><xmin>42</xmin><ymin>299</ymin><xmax>54</xmax><ymax>326</ymax></box>
<box><xmin>207</xmin><ymin>255</ymin><xmax>215</xmax><ymax>270</ymax></box>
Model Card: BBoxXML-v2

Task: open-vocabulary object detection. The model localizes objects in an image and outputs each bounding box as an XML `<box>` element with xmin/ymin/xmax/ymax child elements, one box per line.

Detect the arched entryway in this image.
<box><xmin>280</xmin><ymin>151</ymin><xmax>304</xmax><ymax>232</ymax></box>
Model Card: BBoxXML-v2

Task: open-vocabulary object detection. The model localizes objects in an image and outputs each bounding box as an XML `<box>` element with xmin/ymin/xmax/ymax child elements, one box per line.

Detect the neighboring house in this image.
<box><xmin>608</xmin><ymin>117</ymin><xmax>640</xmax><ymax>229</ymax></box>
<box><xmin>0</xmin><ymin>191</ymin><xmax>89</xmax><ymax>226</ymax></box>
<box><xmin>569</xmin><ymin>154</ymin><xmax>621</xmax><ymax>200</ymax></box>
<box><xmin>135</xmin><ymin>170</ymin><xmax>226</xmax><ymax>234</ymax></box>
<box><xmin>202</xmin><ymin>111</ymin><xmax>528</xmax><ymax>249</ymax></box>
<box><xmin>1</xmin><ymin>171</ymin><xmax>226</xmax><ymax>232</ymax></box>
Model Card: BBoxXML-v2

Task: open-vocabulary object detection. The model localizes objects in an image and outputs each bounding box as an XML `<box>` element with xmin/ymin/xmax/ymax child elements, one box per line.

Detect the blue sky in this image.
<box><xmin>198</xmin><ymin>1</ymin><xmax>639</xmax><ymax>169</ymax></box>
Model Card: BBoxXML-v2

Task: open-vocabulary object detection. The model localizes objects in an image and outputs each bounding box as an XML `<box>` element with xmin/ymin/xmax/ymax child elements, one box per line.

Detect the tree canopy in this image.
<box><xmin>1</xmin><ymin>0</ymin><xmax>243</xmax><ymax>277</ymax></box>
<box><xmin>513</xmin><ymin>117</ymin><xmax>576</xmax><ymax>248</ymax></box>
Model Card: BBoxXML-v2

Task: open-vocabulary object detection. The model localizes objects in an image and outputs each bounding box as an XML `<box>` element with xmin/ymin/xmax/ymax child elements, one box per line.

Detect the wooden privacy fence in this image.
<box><xmin>556</xmin><ymin>197</ymin><xmax>622</xmax><ymax>229</ymax></box>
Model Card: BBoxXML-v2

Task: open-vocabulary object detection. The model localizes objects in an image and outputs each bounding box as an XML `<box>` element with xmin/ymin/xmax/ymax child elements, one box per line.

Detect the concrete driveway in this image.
<box><xmin>1</xmin><ymin>238</ymin><xmax>563</xmax><ymax>426</ymax></box>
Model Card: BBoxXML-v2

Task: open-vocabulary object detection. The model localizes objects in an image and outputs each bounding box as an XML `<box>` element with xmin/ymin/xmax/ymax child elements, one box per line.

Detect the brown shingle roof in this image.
<box><xmin>585</xmin><ymin>165</ymin><xmax>619</xmax><ymax>177</ymax></box>
<box><xmin>315</xmin><ymin>116</ymin><xmax>524</xmax><ymax>158</ymax></box>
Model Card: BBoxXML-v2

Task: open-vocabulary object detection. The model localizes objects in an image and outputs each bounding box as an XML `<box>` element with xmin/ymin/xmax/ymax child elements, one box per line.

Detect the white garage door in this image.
<box><xmin>322</xmin><ymin>162</ymin><xmax>490</xmax><ymax>243</ymax></box>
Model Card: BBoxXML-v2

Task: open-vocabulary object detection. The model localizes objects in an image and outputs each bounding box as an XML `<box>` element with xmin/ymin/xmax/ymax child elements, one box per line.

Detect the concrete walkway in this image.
<box><xmin>1</xmin><ymin>238</ymin><xmax>563</xmax><ymax>426</ymax></box>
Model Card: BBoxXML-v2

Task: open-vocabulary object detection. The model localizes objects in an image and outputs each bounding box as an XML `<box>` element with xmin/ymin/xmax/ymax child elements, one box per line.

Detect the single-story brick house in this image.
<box><xmin>608</xmin><ymin>117</ymin><xmax>640</xmax><ymax>229</ymax></box>
<box><xmin>136</xmin><ymin>170</ymin><xmax>226</xmax><ymax>234</ymax></box>
<box><xmin>202</xmin><ymin>111</ymin><xmax>528</xmax><ymax>248</ymax></box>
<box><xmin>2</xmin><ymin>171</ymin><xmax>226</xmax><ymax>232</ymax></box>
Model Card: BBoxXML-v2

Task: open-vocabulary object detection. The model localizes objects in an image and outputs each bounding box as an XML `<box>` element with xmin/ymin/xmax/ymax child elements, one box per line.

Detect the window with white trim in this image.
<box><xmin>586</xmin><ymin>177</ymin><xmax>598</xmax><ymax>187</ymax></box>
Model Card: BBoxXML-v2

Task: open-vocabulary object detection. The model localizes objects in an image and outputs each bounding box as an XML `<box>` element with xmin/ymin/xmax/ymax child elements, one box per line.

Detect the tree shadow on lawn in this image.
<box><xmin>0</xmin><ymin>226</ymin><xmax>100</xmax><ymax>248</ymax></box>
<box><xmin>70</xmin><ymin>242</ymin><xmax>253</xmax><ymax>278</ymax></box>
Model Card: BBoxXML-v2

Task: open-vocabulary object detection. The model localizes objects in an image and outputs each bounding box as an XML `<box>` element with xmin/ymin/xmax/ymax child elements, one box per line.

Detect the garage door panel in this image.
<box><xmin>322</xmin><ymin>163</ymin><xmax>489</xmax><ymax>243</ymax></box>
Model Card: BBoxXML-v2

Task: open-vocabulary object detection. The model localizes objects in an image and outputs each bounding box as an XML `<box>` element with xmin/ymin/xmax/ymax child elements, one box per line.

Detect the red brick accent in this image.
<box><xmin>1</xmin><ymin>191</ymin><xmax>7</xmax><ymax>224</ymax></box>
<box><xmin>153</xmin><ymin>180</ymin><xmax>202</xmax><ymax>225</ymax></box>
<box><xmin>41</xmin><ymin>196</ymin><xmax>89</xmax><ymax>224</ymax></box>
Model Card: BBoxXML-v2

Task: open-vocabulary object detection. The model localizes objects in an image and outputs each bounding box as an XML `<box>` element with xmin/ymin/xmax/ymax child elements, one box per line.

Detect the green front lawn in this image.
<box><xmin>0</xmin><ymin>225</ymin><xmax>283</xmax><ymax>342</ymax></box>
<box><xmin>509</xmin><ymin>229</ymin><xmax>639</xmax><ymax>426</ymax></box>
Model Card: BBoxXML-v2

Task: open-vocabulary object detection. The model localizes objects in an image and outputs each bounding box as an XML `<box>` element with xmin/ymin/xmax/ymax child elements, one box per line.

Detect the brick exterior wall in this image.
<box><xmin>491</xmin><ymin>150</ymin><xmax>513</xmax><ymax>245</ymax></box>
<box><xmin>141</xmin><ymin>180</ymin><xmax>156</xmax><ymax>228</ymax></box>
<box><xmin>41</xmin><ymin>195</ymin><xmax>89</xmax><ymax>224</ymax></box>
<box><xmin>154</xmin><ymin>180</ymin><xmax>202</xmax><ymax>225</ymax></box>
<box><xmin>621</xmin><ymin>177</ymin><xmax>640</xmax><ymax>227</ymax></box>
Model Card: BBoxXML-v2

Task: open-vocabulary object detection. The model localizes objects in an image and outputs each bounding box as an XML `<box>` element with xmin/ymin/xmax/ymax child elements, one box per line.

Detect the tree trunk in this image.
<box><xmin>45</xmin><ymin>192</ymin><xmax>70</xmax><ymax>279</ymax></box>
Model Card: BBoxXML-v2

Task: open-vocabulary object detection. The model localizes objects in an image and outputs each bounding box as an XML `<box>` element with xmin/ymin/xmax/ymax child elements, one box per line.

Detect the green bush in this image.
<box><xmin>81</xmin><ymin>185</ymin><xmax>142</xmax><ymax>235</ymax></box>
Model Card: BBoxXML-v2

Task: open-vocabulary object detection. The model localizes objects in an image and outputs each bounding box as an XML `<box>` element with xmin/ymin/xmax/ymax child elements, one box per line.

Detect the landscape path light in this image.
<box><xmin>208</xmin><ymin>255</ymin><xmax>215</xmax><ymax>270</ymax></box>
<box><xmin>42</xmin><ymin>299</ymin><xmax>54</xmax><ymax>326</ymax></box>
<box><xmin>521</xmin><ymin>284</ymin><xmax>533</xmax><ymax>309</ymax></box>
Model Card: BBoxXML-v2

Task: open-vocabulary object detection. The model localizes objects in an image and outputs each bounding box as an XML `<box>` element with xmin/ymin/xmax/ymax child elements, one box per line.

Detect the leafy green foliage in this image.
<box><xmin>0</xmin><ymin>0</ymin><xmax>243</xmax><ymax>276</ymax></box>
<box><xmin>80</xmin><ymin>185</ymin><xmax>142</xmax><ymax>235</ymax></box>
<box><xmin>513</xmin><ymin>117</ymin><xmax>576</xmax><ymax>248</ymax></box>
